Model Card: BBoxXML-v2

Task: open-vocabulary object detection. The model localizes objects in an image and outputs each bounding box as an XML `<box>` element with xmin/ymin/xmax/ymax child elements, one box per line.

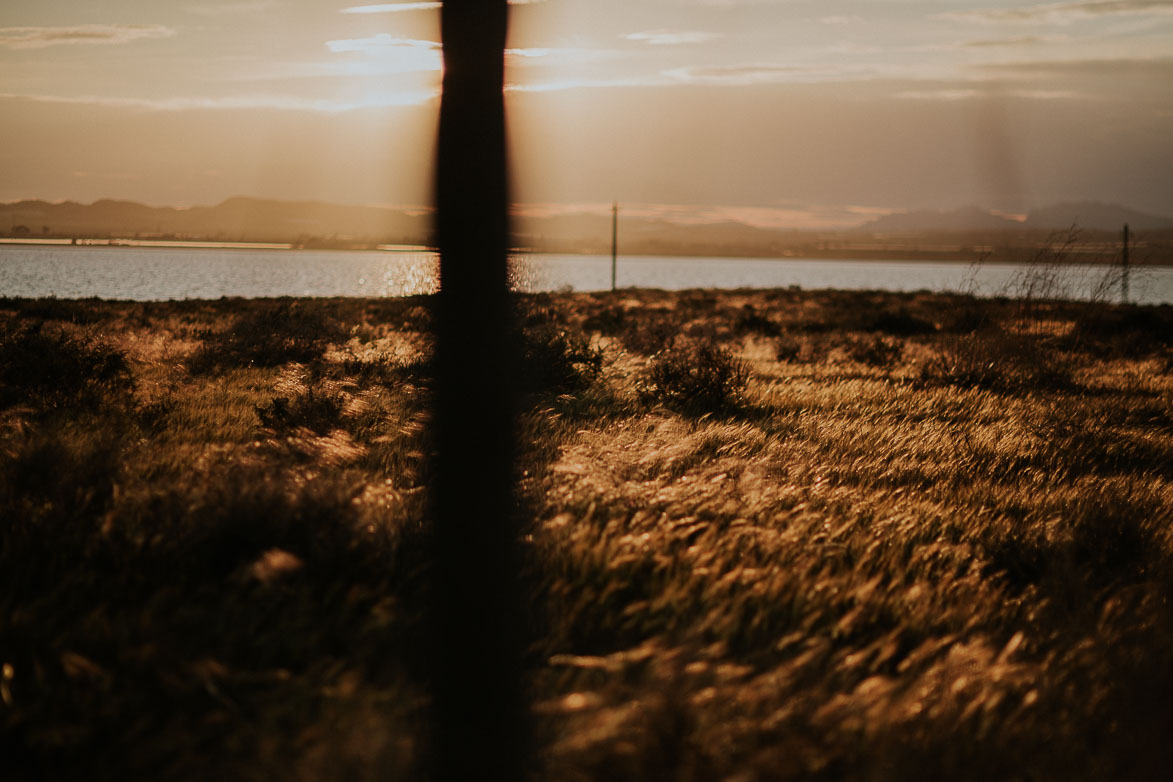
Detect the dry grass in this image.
<box><xmin>1</xmin><ymin>289</ymin><xmax>1171</xmax><ymax>780</ymax></box>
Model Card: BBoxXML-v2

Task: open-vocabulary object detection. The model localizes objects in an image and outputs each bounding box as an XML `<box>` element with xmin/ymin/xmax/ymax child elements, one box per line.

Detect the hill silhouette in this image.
<box><xmin>1023</xmin><ymin>202</ymin><xmax>1173</xmax><ymax>232</ymax></box>
<box><xmin>861</xmin><ymin>203</ymin><xmax>1173</xmax><ymax>233</ymax></box>
<box><xmin>3</xmin><ymin>196</ymin><xmax>1171</xmax><ymax>259</ymax></box>
<box><xmin>0</xmin><ymin>197</ymin><xmax>429</xmax><ymax>244</ymax></box>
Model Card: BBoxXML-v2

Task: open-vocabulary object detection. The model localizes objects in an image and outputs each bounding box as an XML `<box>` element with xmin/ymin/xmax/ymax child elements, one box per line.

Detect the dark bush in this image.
<box><xmin>940</xmin><ymin>302</ymin><xmax>995</xmax><ymax>334</ymax></box>
<box><xmin>582</xmin><ymin>305</ymin><xmax>627</xmax><ymax>335</ymax></box>
<box><xmin>0</xmin><ymin>427</ymin><xmax>125</xmax><ymax>601</ymax></box>
<box><xmin>733</xmin><ymin>306</ymin><xmax>782</xmax><ymax>338</ymax></box>
<box><xmin>620</xmin><ymin>316</ymin><xmax>679</xmax><ymax>356</ymax></box>
<box><xmin>331</xmin><ymin>352</ymin><xmax>431</xmax><ymax>387</ymax></box>
<box><xmin>865</xmin><ymin>307</ymin><xmax>937</xmax><ymax>336</ymax></box>
<box><xmin>516</xmin><ymin>324</ymin><xmax>603</xmax><ymax>393</ymax></box>
<box><xmin>919</xmin><ymin>330</ymin><xmax>1074</xmax><ymax>393</ymax></box>
<box><xmin>147</xmin><ymin>470</ymin><xmax>367</xmax><ymax>585</ymax></box>
<box><xmin>1072</xmin><ymin>305</ymin><xmax>1172</xmax><ymax>357</ymax></box>
<box><xmin>188</xmin><ymin>300</ymin><xmax>345</xmax><ymax>372</ymax></box>
<box><xmin>640</xmin><ymin>340</ymin><xmax>749</xmax><ymax>413</ymax></box>
<box><xmin>846</xmin><ymin>335</ymin><xmax>903</xmax><ymax>368</ymax></box>
<box><xmin>136</xmin><ymin>397</ymin><xmax>175</xmax><ymax>433</ymax></box>
<box><xmin>0</xmin><ymin>323</ymin><xmax>131</xmax><ymax>409</ymax></box>
<box><xmin>256</xmin><ymin>386</ymin><xmax>346</xmax><ymax>434</ymax></box>
<box><xmin>775</xmin><ymin>333</ymin><xmax>803</xmax><ymax>362</ymax></box>
<box><xmin>12</xmin><ymin>297</ymin><xmax>106</xmax><ymax>325</ymax></box>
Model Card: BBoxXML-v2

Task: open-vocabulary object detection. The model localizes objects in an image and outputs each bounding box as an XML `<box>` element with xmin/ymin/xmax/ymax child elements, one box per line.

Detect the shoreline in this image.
<box><xmin>2</xmin><ymin>239</ymin><xmax>1168</xmax><ymax>266</ymax></box>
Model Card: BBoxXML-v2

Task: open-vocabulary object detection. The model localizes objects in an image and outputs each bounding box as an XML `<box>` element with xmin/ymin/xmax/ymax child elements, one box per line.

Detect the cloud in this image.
<box><xmin>342</xmin><ymin>2</ymin><xmax>439</xmax><ymax>13</ymax></box>
<box><xmin>0</xmin><ymin>90</ymin><xmax>437</xmax><ymax>112</ymax></box>
<box><xmin>505</xmin><ymin>47</ymin><xmax>611</xmax><ymax>62</ymax></box>
<box><xmin>662</xmin><ymin>62</ymin><xmax>889</xmax><ymax>86</ymax></box>
<box><xmin>693</xmin><ymin>0</ymin><xmax>807</xmax><ymax>6</ymax></box>
<box><xmin>975</xmin><ymin>55</ymin><xmax>1173</xmax><ymax>78</ymax></box>
<box><xmin>665</xmin><ymin>64</ymin><xmax>808</xmax><ymax>84</ymax></box>
<box><xmin>0</xmin><ymin>24</ymin><xmax>176</xmax><ymax>49</ymax></box>
<box><xmin>941</xmin><ymin>1</ymin><xmax>1173</xmax><ymax>25</ymax></box>
<box><xmin>895</xmin><ymin>88</ymin><xmax>1080</xmax><ymax>101</ymax></box>
<box><xmin>186</xmin><ymin>0</ymin><xmax>277</xmax><ymax>15</ymax></box>
<box><xmin>505</xmin><ymin>77</ymin><xmax>661</xmax><ymax>93</ymax></box>
<box><xmin>324</xmin><ymin>34</ymin><xmax>442</xmax><ymax>73</ymax></box>
<box><xmin>325</xmin><ymin>35</ymin><xmax>440</xmax><ymax>53</ymax></box>
<box><xmin>964</xmin><ymin>36</ymin><xmax>1052</xmax><ymax>48</ymax></box>
<box><xmin>623</xmin><ymin>30</ymin><xmax>723</xmax><ymax>46</ymax></box>
<box><xmin>341</xmin><ymin>0</ymin><xmax>543</xmax><ymax>12</ymax></box>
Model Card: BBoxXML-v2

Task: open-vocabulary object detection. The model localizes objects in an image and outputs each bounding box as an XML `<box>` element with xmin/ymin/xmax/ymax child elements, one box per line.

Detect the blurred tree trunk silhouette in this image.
<box><xmin>431</xmin><ymin>2</ymin><xmax>525</xmax><ymax>781</ymax></box>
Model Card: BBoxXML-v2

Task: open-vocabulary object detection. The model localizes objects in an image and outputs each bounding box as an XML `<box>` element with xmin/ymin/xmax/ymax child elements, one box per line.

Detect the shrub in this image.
<box><xmin>12</xmin><ymin>297</ymin><xmax>105</xmax><ymax>325</ymax></box>
<box><xmin>581</xmin><ymin>305</ymin><xmax>627</xmax><ymax>335</ymax></box>
<box><xmin>775</xmin><ymin>333</ymin><xmax>803</xmax><ymax>363</ymax></box>
<box><xmin>256</xmin><ymin>385</ymin><xmax>346</xmax><ymax>434</ymax></box>
<box><xmin>919</xmin><ymin>328</ymin><xmax>1074</xmax><ymax>392</ymax></box>
<box><xmin>640</xmin><ymin>340</ymin><xmax>749</xmax><ymax>413</ymax></box>
<box><xmin>865</xmin><ymin>307</ymin><xmax>937</xmax><ymax>336</ymax></box>
<box><xmin>941</xmin><ymin>302</ymin><xmax>994</xmax><ymax>334</ymax></box>
<box><xmin>516</xmin><ymin>324</ymin><xmax>603</xmax><ymax>393</ymax></box>
<box><xmin>188</xmin><ymin>300</ymin><xmax>345</xmax><ymax>373</ymax></box>
<box><xmin>1071</xmin><ymin>306</ymin><xmax>1172</xmax><ymax>358</ymax></box>
<box><xmin>845</xmin><ymin>334</ymin><xmax>903</xmax><ymax>368</ymax></box>
<box><xmin>0</xmin><ymin>323</ymin><xmax>131</xmax><ymax>410</ymax></box>
<box><xmin>620</xmin><ymin>316</ymin><xmax>679</xmax><ymax>356</ymax></box>
<box><xmin>733</xmin><ymin>305</ymin><xmax>782</xmax><ymax>338</ymax></box>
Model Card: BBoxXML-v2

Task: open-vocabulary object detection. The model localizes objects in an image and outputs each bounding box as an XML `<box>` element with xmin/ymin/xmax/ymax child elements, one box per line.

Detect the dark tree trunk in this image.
<box><xmin>430</xmin><ymin>2</ymin><xmax>525</xmax><ymax>781</ymax></box>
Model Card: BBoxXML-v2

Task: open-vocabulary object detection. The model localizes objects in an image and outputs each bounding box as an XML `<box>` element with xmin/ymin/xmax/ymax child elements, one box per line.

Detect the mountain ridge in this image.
<box><xmin>3</xmin><ymin>197</ymin><xmax>1171</xmax><ymax>259</ymax></box>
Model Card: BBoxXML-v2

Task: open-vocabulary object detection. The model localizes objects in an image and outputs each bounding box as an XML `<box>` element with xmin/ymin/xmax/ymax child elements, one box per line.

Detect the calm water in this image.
<box><xmin>1</xmin><ymin>245</ymin><xmax>1170</xmax><ymax>305</ymax></box>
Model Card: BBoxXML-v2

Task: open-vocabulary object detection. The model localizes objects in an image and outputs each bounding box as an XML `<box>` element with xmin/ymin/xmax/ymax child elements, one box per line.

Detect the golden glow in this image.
<box><xmin>0</xmin><ymin>1</ymin><xmax>1169</xmax><ymax>217</ymax></box>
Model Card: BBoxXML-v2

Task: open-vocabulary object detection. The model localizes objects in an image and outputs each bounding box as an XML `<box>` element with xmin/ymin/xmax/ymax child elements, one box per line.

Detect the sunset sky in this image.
<box><xmin>2</xmin><ymin>0</ymin><xmax>1171</xmax><ymax>227</ymax></box>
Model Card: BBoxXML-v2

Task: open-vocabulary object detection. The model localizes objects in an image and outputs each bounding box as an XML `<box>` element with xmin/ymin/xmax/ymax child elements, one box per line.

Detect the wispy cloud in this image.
<box><xmin>341</xmin><ymin>0</ymin><xmax>543</xmax><ymax>12</ymax></box>
<box><xmin>325</xmin><ymin>35</ymin><xmax>439</xmax><ymax>54</ymax></box>
<box><xmin>664</xmin><ymin>64</ymin><xmax>807</xmax><ymax>85</ymax></box>
<box><xmin>623</xmin><ymin>30</ymin><xmax>723</xmax><ymax>46</ymax></box>
<box><xmin>895</xmin><ymin>88</ymin><xmax>1081</xmax><ymax>101</ymax></box>
<box><xmin>964</xmin><ymin>36</ymin><xmax>1053</xmax><ymax>48</ymax></box>
<box><xmin>505</xmin><ymin>77</ymin><xmax>660</xmax><ymax>93</ymax></box>
<box><xmin>820</xmin><ymin>16</ymin><xmax>862</xmax><ymax>26</ymax></box>
<box><xmin>941</xmin><ymin>1</ymin><xmax>1173</xmax><ymax>25</ymax></box>
<box><xmin>0</xmin><ymin>90</ymin><xmax>437</xmax><ymax>112</ymax></box>
<box><xmin>342</xmin><ymin>2</ymin><xmax>439</xmax><ymax>13</ymax></box>
<box><xmin>975</xmin><ymin>55</ymin><xmax>1173</xmax><ymax>77</ymax></box>
<box><xmin>505</xmin><ymin>47</ymin><xmax>610</xmax><ymax>62</ymax></box>
<box><xmin>0</xmin><ymin>24</ymin><xmax>175</xmax><ymax>50</ymax></box>
<box><xmin>324</xmin><ymin>34</ymin><xmax>442</xmax><ymax>72</ymax></box>
<box><xmin>694</xmin><ymin>0</ymin><xmax>805</xmax><ymax>6</ymax></box>
<box><xmin>662</xmin><ymin>62</ymin><xmax>893</xmax><ymax>86</ymax></box>
<box><xmin>186</xmin><ymin>0</ymin><xmax>277</xmax><ymax>16</ymax></box>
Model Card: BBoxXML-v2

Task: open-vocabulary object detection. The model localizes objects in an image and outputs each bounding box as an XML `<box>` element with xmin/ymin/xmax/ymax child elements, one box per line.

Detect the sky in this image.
<box><xmin>1</xmin><ymin>0</ymin><xmax>1172</xmax><ymax>227</ymax></box>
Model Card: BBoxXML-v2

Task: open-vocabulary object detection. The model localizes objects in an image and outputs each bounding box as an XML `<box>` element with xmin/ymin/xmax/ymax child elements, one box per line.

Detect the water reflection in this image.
<box><xmin>0</xmin><ymin>246</ymin><xmax>1170</xmax><ymax>305</ymax></box>
<box><xmin>380</xmin><ymin>254</ymin><xmax>439</xmax><ymax>297</ymax></box>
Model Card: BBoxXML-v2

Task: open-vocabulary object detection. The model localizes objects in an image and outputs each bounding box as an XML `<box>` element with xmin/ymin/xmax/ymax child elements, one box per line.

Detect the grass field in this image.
<box><xmin>1</xmin><ymin>288</ymin><xmax>1171</xmax><ymax>780</ymax></box>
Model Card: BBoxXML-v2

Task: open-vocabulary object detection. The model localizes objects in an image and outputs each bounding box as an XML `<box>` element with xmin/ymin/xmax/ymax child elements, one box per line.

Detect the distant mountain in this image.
<box><xmin>6</xmin><ymin>196</ymin><xmax>1171</xmax><ymax>261</ymax></box>
<box><xmin>860</xmin><ymin>206</ymin><xmax>1020</xmax><ymax>233</ymax></box>
<box><xmin>1023</xmin><ymin>202</ymin><xmax>1173</xmax><ymax>232</ymax></box>
<box><xmin>0</xmin><ymin>197</ymin><xmax>430</xmax><ymax>243</ymax></box>
<box><xmin>860</xmin><ymin>202</ymin><xmax>1173</xmax><ymax>233</ymax></box>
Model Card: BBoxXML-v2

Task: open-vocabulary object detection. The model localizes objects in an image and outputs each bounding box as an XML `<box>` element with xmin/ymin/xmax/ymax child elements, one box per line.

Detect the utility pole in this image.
<box><xmin>611</xmin><ymin>201</ymin><xmax>618</xmax><ymax>291</ymax></box>
<box><xmin>1122</xmin><ymin>223</ymin><xmax>1130</xmax><ymax>304</ymax></box>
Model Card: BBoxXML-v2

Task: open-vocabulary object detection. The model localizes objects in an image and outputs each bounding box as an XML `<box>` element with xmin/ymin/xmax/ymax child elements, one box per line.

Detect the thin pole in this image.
<box><xmin>611</xmin><ymin>201</ymin><xmax>618</xmax><ymax>291</ymax></box>
<box><xmin>1122</xmin><ymin>222</ymin><xmax>1130</xmax><ymax>304</ymax></box>
<box><xmin>432</xmin><ymin>2</ymin><xmax>525</xmax><ymax>782</ymax></box>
